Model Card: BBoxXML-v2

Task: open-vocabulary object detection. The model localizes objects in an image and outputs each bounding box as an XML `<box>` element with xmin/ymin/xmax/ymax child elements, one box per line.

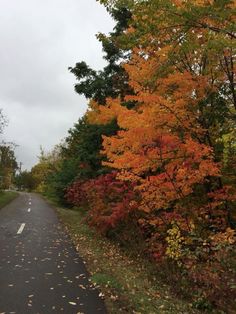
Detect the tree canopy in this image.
<box><xmin>31</xmin><ymin>2</ymin><xmax>236</xmax><ymax>311</ymax></box>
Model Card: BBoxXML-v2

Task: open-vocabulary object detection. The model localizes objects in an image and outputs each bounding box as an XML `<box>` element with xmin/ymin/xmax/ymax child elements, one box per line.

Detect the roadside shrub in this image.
<box><xmin>66</xmin><ymin>172</ymin><xmax>140</xmax><ymax>234</ymax></box>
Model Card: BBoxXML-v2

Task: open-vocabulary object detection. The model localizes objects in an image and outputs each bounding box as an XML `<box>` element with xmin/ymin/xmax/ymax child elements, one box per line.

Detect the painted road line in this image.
<box><xmin>28</xmin><ymin>208</ymin><xmax>31</xmax><ymax>212</ymax></box>
<box><xmin>17</xmin><ymin>223</ymin><xmax>26</xmax><ymax>235</ymax></box>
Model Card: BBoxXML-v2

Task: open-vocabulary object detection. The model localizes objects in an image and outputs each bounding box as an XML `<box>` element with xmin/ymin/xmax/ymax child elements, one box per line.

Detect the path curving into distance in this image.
<box><xmin>0</xmin><ymin>192</ymin><xmax>107</xmax><ymax>314</ymax></box>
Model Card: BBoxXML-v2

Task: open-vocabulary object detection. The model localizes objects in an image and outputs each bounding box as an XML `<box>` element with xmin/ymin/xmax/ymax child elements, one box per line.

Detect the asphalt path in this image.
<box><xmin>0</xmin><ymin>192</ymin><xmax>107</xmax><ymax>314</ymax></box>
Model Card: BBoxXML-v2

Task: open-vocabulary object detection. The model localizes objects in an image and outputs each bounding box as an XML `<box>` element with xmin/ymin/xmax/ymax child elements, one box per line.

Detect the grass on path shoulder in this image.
<box><xmin>0</xmin><ymin>191</ymin><xmax>18</xmax><ymax>209</ymax></box>
<box><xmin>54</xmin><ymin>206</ymin><xmax>198</xmax><ymax>314</ymax></box>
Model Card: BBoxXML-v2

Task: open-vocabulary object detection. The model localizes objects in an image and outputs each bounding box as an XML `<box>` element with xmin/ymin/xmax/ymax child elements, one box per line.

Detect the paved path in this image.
<box><xmin>0</xmin><ymin>192</ymin><xmax>107</xmax><ymax>314</ymax></box>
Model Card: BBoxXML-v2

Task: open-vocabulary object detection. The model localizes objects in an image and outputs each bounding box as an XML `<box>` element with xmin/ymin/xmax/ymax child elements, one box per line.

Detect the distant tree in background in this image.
<box><xmin>14</xmin><ymin>170</ymin><xmax>37</xmax><ymax>191</ymax></box>
<box><xmin>0</xmin><ymin>145</ymin><xmax>18</xmax><ymax>189</ymax></box>
<box><xmin>0</xmin><ymin>110</ymin><xmax>18</xmax><ymax>190</ymax></box>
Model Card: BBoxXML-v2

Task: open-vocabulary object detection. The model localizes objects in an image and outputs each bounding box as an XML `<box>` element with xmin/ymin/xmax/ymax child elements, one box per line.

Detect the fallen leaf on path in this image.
<box><xmin>69</xmin><ymin>302</ymin><xmax>77</xmax><ymax>306</ymax></box>
<box><xmin>79</xmin><ymin>284</ymin><xmax>86</xmax><ymax>290</ymax></box>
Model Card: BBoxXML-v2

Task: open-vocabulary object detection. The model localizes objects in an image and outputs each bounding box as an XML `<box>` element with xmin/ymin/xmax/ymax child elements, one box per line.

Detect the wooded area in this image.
<box><xmin>12</xmin><ymin>1</ymin><xmax>236</xmax><ymax>312</ymax></box>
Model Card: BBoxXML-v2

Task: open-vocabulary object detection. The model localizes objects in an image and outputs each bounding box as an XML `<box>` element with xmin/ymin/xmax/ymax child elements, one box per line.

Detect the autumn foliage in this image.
<box><xmin>34</xmin><ymin>0</ymin><xmax>236</xmax><ymax>312</ymax></box>
<box><xmin>66</xmin><ymin>172</ymin><xmax>139</xmax><ymax>234</ymax></box>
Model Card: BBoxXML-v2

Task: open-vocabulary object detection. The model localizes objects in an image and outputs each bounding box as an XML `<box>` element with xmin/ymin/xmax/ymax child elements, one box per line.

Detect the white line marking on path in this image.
<box><xmin>17</xmin><ymin>223</ymin><xmax>26</xmax><ymax>235</ymax></box>
<box><xmin>28</xmin><ymin>208</ymin><xmax>31</xmax><ymax>212</ymax></box>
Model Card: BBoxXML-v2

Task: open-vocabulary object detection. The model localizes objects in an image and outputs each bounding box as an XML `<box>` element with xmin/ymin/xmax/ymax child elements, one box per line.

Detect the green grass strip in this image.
<box><xmin>0</xmin><ymin>191</ymin><xmax>19</xmax><ymax>209</ymax></box>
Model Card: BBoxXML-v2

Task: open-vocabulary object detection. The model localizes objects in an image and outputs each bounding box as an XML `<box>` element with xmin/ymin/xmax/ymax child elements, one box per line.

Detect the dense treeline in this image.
<box><xmin>30</xmin><ymin>1</ymin><xmax>236</xmax><ymax>312</ymax></box>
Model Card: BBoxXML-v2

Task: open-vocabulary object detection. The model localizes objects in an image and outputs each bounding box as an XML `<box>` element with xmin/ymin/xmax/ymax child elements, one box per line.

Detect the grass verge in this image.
<box><xmin>0</xmin><ymin>191</ymin><xmax>19</xmax><ymax>209</ymax></box>
<box><xmin>49</xmin><ymin>203</ymin><xmax>198</xmax><ymax>314</ymax></box>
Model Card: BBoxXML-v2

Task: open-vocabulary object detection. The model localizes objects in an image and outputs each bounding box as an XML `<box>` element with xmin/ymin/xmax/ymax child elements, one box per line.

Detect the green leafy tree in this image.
<box><xmin>14</xmin><ymin>170</ymin><xmax>37</xmax><ymax>191</ymax></box>
<box><xmin>0</xmin><ymin>145</ymin><xmax>18</xmax><ymax>189</ymax></box>
<box><xmin>69</xmin><ymin>5</ymin><xmax>132</xmax><ymax>105</ymax></box>
<box><xmin>45</xmin><ymin>117</ymin><xmax>118</xmax><ymax>204</ymax></box>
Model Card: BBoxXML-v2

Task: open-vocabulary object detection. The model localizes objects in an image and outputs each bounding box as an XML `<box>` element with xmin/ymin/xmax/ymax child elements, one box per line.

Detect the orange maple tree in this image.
<box><xmin>85</xmin><ymin>0</ymin><xmax>236</xmax><ymax>255</ymax></box>
<box><xmin>64</xmin><ymin>2</ymin><xmax>236</xmax><ymax>309</ymax></box>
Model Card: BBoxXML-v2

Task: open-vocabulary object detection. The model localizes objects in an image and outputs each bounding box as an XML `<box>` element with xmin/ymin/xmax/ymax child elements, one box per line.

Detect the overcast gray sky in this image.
<box><xmin>0</xmin><ymin>0</ymin><xmax>114</xmax><ymax>170</ymax></box>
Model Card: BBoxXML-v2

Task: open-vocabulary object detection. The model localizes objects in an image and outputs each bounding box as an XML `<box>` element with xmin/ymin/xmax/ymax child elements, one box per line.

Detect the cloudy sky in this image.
<box><xmin>0</xmin><ymin>0</ymin><xmax>114</xmax><ymax>170</ymax></box>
